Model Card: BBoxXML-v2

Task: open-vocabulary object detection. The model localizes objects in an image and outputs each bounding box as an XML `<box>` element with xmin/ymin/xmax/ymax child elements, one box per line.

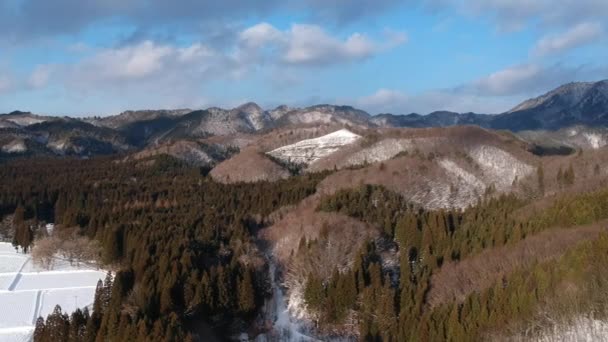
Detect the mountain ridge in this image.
<box><xmin>2</xmin><ymin>80</ymin><xmax>608</xmax><ymax>159</ymax></box>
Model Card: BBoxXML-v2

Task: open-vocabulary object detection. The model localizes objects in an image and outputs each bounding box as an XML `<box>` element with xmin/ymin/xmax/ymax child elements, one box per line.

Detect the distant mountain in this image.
<box><xmin>2</xmin><ymin>80</ymin><xmax>608</xmax><ymax>160</ymax></box>
<box><xmin>87</xmin><ymin>109</ymin><xmax>192</xmax><ymax>129</ymax></box>
<box><xmin>372</xmin><ymin>111</ymin><xmax>493</xmax><ymax>128</ymax></box>
<box><xmin>374</xmin><ymin>80</ymin><xmax>608</xmax><ymax>131</ymax></box>
<box><xmin>491</xmin><ymin>80</ymin><xmax>608</xmax><ymax>131</ymax></box>
<box><xmin>274</xmin><ymin>104</ymin><xmax>372</xmax><ymax>128</ymax></box>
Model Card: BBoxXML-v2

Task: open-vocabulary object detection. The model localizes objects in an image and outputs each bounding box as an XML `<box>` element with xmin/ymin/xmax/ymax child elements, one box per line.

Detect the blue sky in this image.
<box><xmin>0</xmin><ymin>0</ymin><xmax>607</xmax><ymax>116</ymax></box>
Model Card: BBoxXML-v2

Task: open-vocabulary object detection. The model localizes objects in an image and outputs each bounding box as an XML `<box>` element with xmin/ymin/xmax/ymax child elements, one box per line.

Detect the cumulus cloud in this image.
<box><xmin>284</xmin><ymin>25</ymin><xmax>376</xmax><ymax>65</ymax></box>
<box><xmin>238</xmin><ymin>23</ymin><xmax>406</xmax><ymax>66</ymax></box>
<box><xmin>64</xmin><ymin>40</ymin><xmax>229</xmax><ymax>88</ymax></box>
<box><xmin>24</xmin><ymin>22</ymin><xmax>403</xmax><ymax>112</ymax></box>
<box><xmin>532</xmin><ymin>22</ymin><xmax>603</xmax><ymax>56</ymax></box>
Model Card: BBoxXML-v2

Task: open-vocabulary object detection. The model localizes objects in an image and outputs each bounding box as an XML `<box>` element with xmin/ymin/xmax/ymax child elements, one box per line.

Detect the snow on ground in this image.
<box><xmin>4</xmin><ymin>117</ymin><xmax>47</xmax><ymax>127</ymax></box>
<box><xmin>436</xmin><ymin>158</ymin><xmax>486</xmax><ymax>209</ymax></box>
<box><xmin>343</xmin><ymin>138</ymin><xmax>412</xmax><ymax>166</ymax></box>
<box><xmin>1</xmin><ymin>140</ymin><xmax>27</xmax><ymax>154</ymax></box>
<box><xmin>38</xmin><ymin>287</ymin><xmax>98</xmax><ymax>319</ymax></box>
<box><xmin>507</xmin><ymin>316</ymin><xmax>608</xmax><ymax>342</ymax></box>
<box><xmin>0</xmin><ymin>255</ymin><xmax>28</xmax><ymax>273</ymax></box>
<box><xmin>468</xmin><ymin>145</ymin><xmax>533</xmax><ymax>191</ymax></box>
<box><xmin>14</xmin><ymin>271</ymin><xmax>105</xmax><ymax>291</ymax></box>
<box><xmin>534</xmin><ymin>317</ymin><xmax>608</xmax><ymax>342</ymax></box>
<box><xmin>267</xmin><ymin>129</ymin><xmax>361</xmax><ymax>165</ymax></box>
<box><xmin>583</xmin><ymin>132</ymin><xmax>606</xmax><ymax>149</ymax></box>
<box><xmin>0</xmin><ymin>242</ymin><xmax>105</xmax><ymax>342</ymax></box>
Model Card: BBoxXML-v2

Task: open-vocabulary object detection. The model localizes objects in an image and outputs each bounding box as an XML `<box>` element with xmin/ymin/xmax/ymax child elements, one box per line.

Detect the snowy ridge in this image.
<box><xmin>469</xmin><ymin>145</ymin><xmax>533</xmax><ymax>190</ymax></box>
<box><xmin>267</xmin><ymin>129</ymin><xmax>361</xmax><ymax>165</ymax></box>
<box><xmin>1</xmin><ymin>140</ymin><xmax>27</xmax><ymax>154</ymax></box>
<box><xmin>583</xmin><ymin>132</ymin><xmax>606</xmax><ymax>149</ymax></box>
<box><xmin>4</xmin><ymin>117</ymin><xmax>47</xmax><ymax>127</ymax></box>
<box><xmin>437</xmin><ymin>159</ymin><xmax>485</xmax><ymax>209</ymax></box>
<box><xmin>343</xmin><ymin>138</ymin><xmax>412</xmax><ymax>166</ymax></box>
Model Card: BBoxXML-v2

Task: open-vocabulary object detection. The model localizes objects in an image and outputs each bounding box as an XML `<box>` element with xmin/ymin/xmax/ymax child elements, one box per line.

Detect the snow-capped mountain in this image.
<box><xmin>3</xmin><ymin>79</ymin><xmax>608</xmax><ymax>160</ymax></box>
<box><xmin>492</xmin><ymin>80</ymin><xmax>608</xmax><ymax>131</ymax></box>
<box><xmin>267</xmin><ymin>129</ymin><xmax>361</xmax><ymax>165</ymax></box>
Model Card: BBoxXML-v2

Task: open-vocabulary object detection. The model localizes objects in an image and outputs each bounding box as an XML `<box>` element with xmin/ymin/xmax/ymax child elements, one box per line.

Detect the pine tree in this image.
<box><xmin>237</xmin><ymin>269</ymin><xmax>256</xmax><ymax>314</ymax></box>
<box><xmin>33</xmin><ymin>316</ymin><xmax>46</xmax><ymax>342</ymax></box>
<box><xmin>304</xmin><ymin>272</ymin><xmax>325</xmax><ymax>311</ymax></box>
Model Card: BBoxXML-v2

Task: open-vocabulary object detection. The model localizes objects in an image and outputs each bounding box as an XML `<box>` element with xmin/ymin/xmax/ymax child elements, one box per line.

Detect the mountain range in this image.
<box><xmin>1</xmin><ymin>80</ymin><xmax>607</xmax><ymax>161</ymax></box>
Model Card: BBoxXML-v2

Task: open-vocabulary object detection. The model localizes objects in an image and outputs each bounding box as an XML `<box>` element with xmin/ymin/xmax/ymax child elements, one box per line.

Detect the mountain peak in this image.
<box><xmin>508</xmin><ymin>79</ymin><xmax>608</xmax><ymax>113</ymax></box>
<box><xmin>235</xmin><ymin>102</ymin><xmax>263</xmax><ymax>113</ymax></box>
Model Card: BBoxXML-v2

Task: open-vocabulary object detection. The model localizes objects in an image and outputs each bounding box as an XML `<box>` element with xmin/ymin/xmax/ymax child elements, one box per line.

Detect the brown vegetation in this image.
<box><xmin>427</xmin><ymin>221</ymin><xmax>608</xmax><ymax>309</ymax></box>
<box><xmin>209</xmin><ymin>146</ymin><xmax>290</xmax><ymax>183</ymax></box>
<box><xmin>31</xmin><ymin>227</ymin><xmax>102</xmax><ymax>269</ymax></box>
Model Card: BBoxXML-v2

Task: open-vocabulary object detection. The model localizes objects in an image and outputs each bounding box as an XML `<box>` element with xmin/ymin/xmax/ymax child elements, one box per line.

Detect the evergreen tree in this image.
<box><xmin>33</xmin><ymin>316</ymin><xmax>46</xmax><ymax>342</ymax></box>
<box><xmin>237</xmin><ymin>269</ymin><xmax>256</xmax><ymax>314</ymax></box>
<box><xmin>537</xmin><ymin>165</ymin><xmax>545</xmax><ymax>195</ymax></box>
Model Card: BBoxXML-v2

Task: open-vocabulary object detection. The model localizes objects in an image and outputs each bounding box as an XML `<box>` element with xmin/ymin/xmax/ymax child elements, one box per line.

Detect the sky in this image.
<box><xmin>0</xmin><ymin>0</ymin><xmax>607</xmax><ymax>116</ymax></box>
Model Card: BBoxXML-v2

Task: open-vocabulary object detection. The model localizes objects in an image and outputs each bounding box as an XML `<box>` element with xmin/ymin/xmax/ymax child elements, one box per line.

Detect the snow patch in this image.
<box><xmin>1</xmin><ymin>140</ymin><xmax>27</xmax><ymax>154</ymax></box>
<box><xmin>344</xmin><ymin>138</ymin><xmax>412</xmax><ymax>166</ymax></box>
<box><xmin>437</xmin><ymin>159</ymin><xmax>485</xmax><ymax>209</ymax></box>
<box><xmin>511</xmin><ymin>316</ymin><xmax>608</xmax><ymax>342</ymax></box>
<box><xmin>5</xmin><ymin>117</ymin><xmax>46</xmax><ymax>126</ymax></box>
<box><xmin>258</xmin><ymin>260</ymin><xmax>316</xmax><ymax>341</ymax></box>
<box><xmin>268</xmin><ymin>129</ymin><xmax>361</xmax><ymax>165</ymax></box>
<box><xmin>583</xmin><ymin>132</ymin><xmax>606</xmax><ymax>149</ymax></box>
<box><xmin>469</xmin><ymin>145</ymin><xmax>533</xmax><ymax>191</ymax></box>
<box><xmin>47</xmin><ymin>139</ymin><xmax>69</xmax><ymax>154</ymax></box>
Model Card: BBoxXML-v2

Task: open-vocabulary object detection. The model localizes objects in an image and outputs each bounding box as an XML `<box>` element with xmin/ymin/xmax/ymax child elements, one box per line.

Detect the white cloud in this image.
<box><xmin>28</xmin><ymin>65</ymin><xmax>53</xmax><ymax>88</ymax></box>
<box><xmin>23</xmin><ymin>22</ymin><xmax>404</xmax><ymax>112</ymax></box>
<box><xmin>532</xmin><ymin>22</ymin><xmax>603</xmax><ymax>56</ymax></box>
<box><xmin>239</xmin><ymin>22</ymin><xmax>284</xmax><ymax>49</ymax></box>
<box><xmin>238</xmin><ymin>23</ymin><xmax>405</xmax><ymax>66</ymax></box>
<box><xmin>357</xmin><ymin>88</ymin><xmax>409</xmax><ymax>112</ymax></box>
<box><xmin>471</xmin><ymin>64</ymin><xmax>542</xmax><ymax>96</ymax></box>
<box><xmin>284</xmin><ymin>24</ymin><xmax>377</xmax><ymax>64</ymax></box>
<box><xmin>78</xmin><ymin>41</ymin><xmax>172</xmax><ymax>81</ymax></box>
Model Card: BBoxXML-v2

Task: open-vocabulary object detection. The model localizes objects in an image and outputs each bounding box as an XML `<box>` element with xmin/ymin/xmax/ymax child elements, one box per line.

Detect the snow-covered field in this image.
<box><xmin>0</xmin><ymin>242</ymin><xmax>105</xmax><ymax>342</ymax></box>
<box><xmin>267</xmin><ymin>129</ymin><xmax>361</xmax><ymax>165</ymax></box>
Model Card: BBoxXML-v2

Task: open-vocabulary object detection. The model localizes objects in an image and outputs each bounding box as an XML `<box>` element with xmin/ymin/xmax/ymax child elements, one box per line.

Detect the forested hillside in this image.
<box><xmin>0</xmin><ymin>156</ymin><xmax>325</xmax><ymax>341</ymax></box>
<box><xmin>2</xmin><ymin>154</ymin><xmax>608</xmax><ymax>341</ymax></box>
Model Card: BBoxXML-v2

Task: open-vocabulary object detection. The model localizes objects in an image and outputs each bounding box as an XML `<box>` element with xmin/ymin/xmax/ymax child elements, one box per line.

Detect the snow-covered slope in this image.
<box><xmin>0</xmin><ymin>242</ymin><xmax>105</xmax><ymax>342</ymax></box>
<box><xmin>517</xmin><ymin>126</ymin><xmax>608</xmax><ymax>151</ymax></box>
<box><xmin>267</xmin><ymin>129</ymin><xmax>361</xmax><ymax>165</ymax></box>
<box><xmin>1</xmin><ymin>140</ymin><xmax>27</xmax><ymax>154</ymax></box>
<box><xmin>469</xmin><ymin>145</ymin><xmax>534</xmax><ymax>190</ymax></box>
